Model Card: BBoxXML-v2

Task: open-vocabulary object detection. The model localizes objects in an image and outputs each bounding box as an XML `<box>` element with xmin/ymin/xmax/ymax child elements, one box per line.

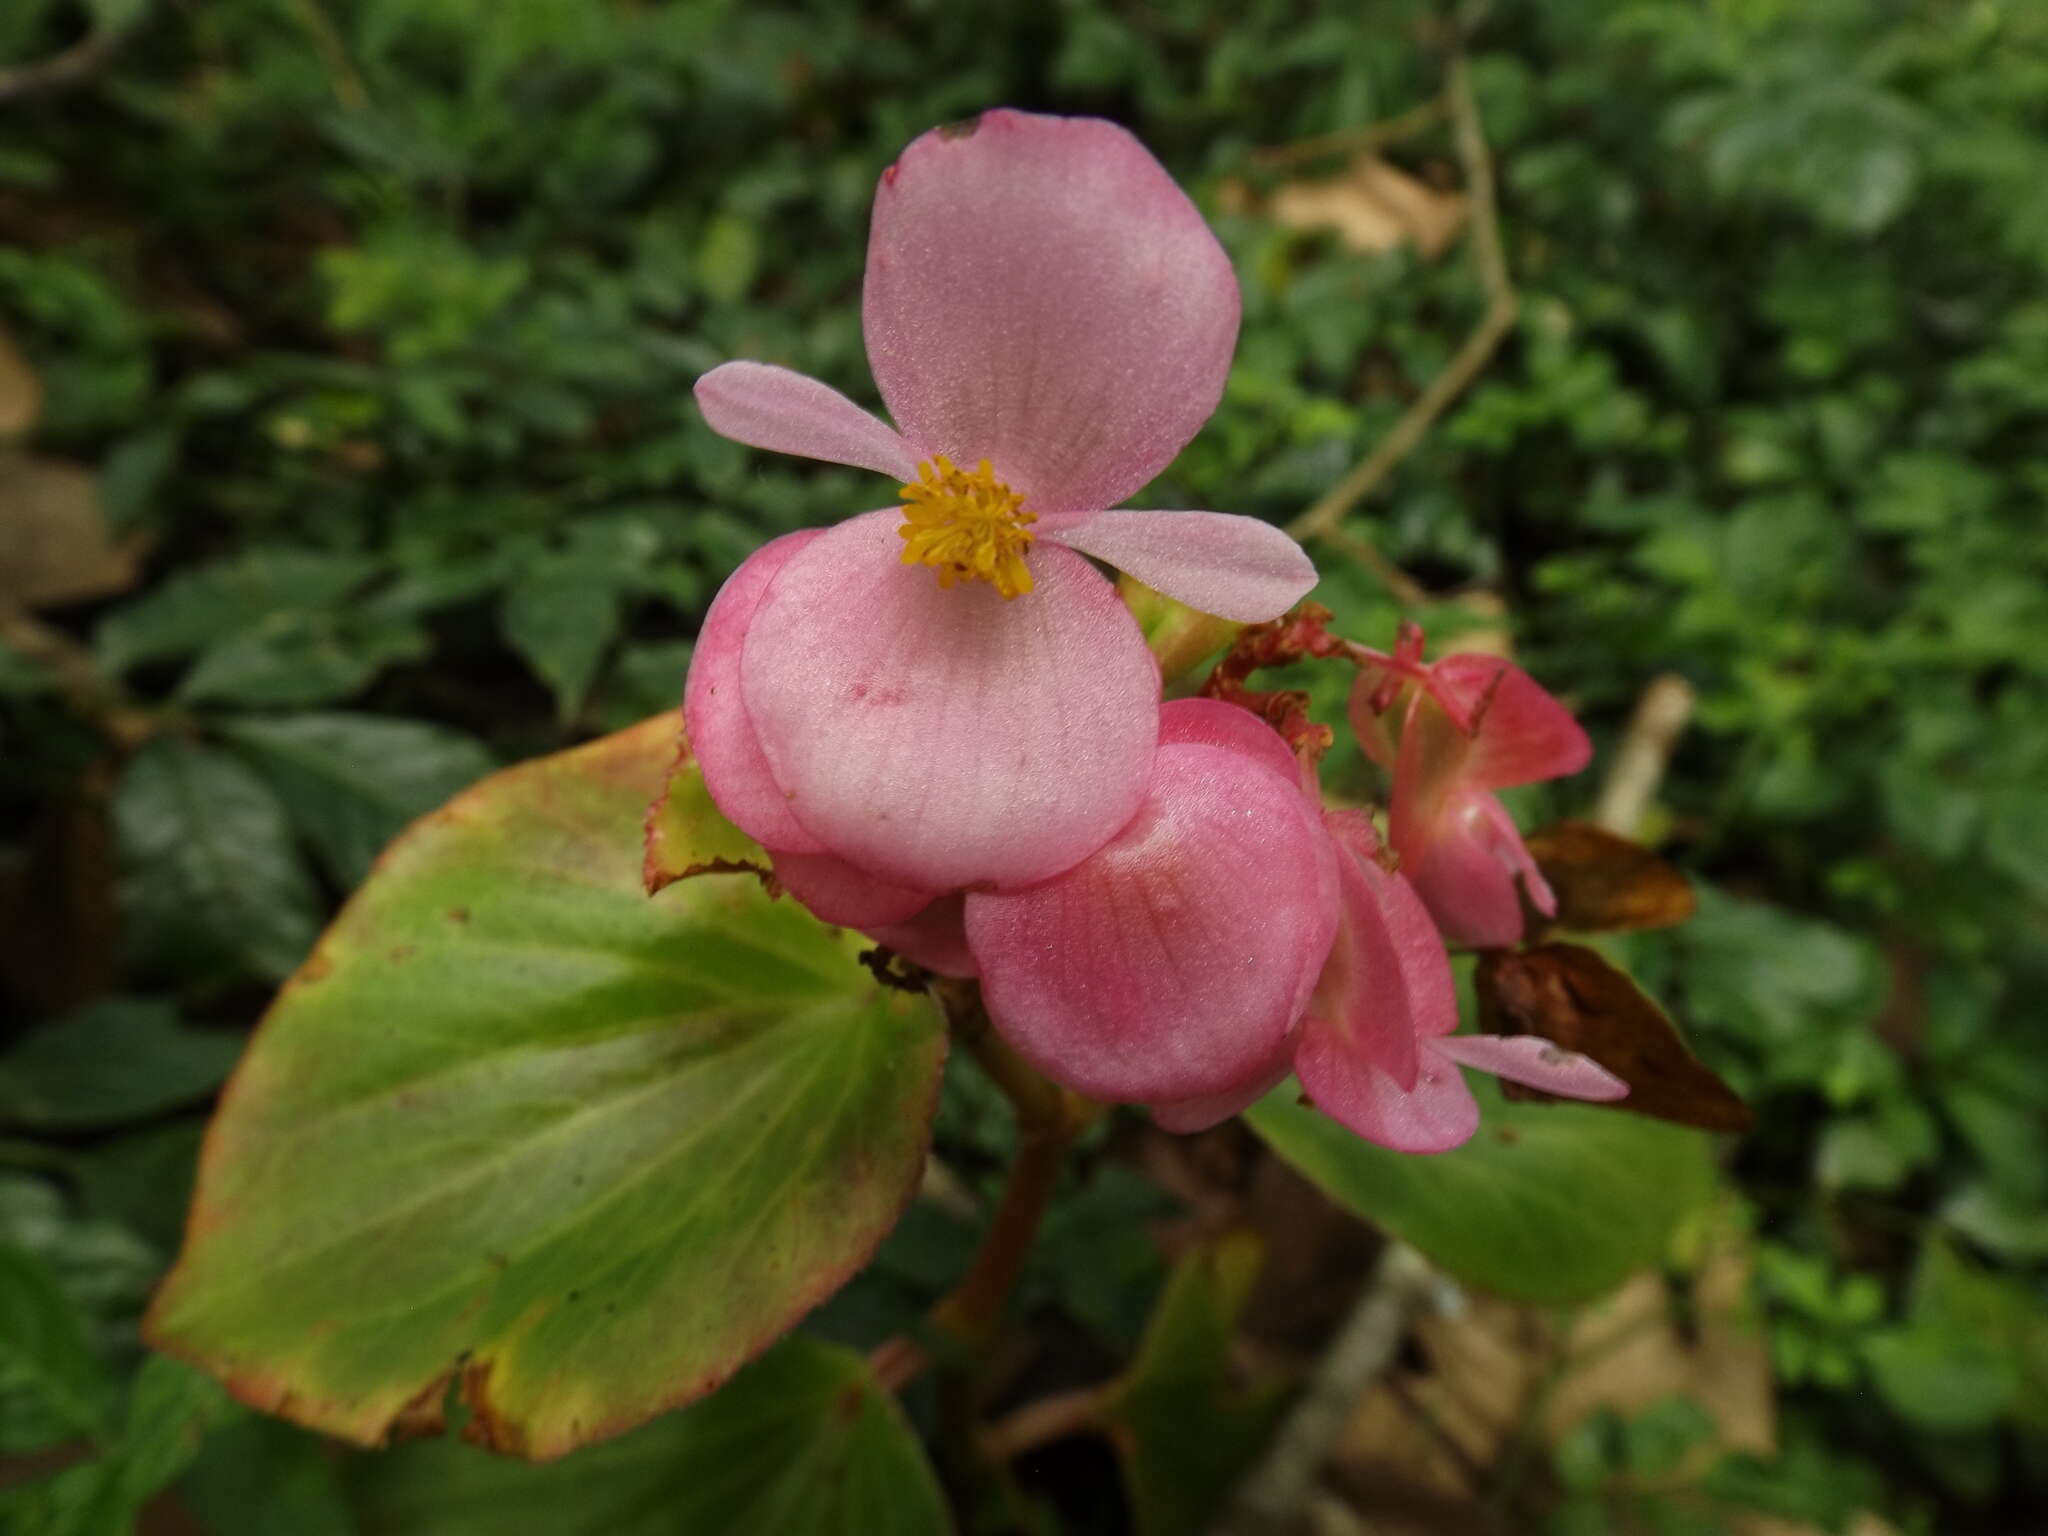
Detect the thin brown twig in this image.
<box><xmin>1248</xmin><ymin>95</ymin><xmax>1449</xmax><ymax>169</ymax></box>
<box><xmin>0</xmin><ymin>7</ymin><xmax>153</xmax><ymax>107</ymax></box>
<box><xmin>1287</xmin><ymin>47</ymin><xmax>1519</xmax><ymax>549</ymax></box>
<box><xmin>979</xmin><ymin>1385</ymin><xmax>1103</xmax><ymax>1461</ymax></box>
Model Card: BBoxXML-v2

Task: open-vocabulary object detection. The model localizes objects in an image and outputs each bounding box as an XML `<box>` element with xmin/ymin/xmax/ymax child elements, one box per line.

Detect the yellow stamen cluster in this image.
<box><xmin>897</xmin><ymin>455</ymin><xmax>1037</xmax><ymax>599</ymax></box>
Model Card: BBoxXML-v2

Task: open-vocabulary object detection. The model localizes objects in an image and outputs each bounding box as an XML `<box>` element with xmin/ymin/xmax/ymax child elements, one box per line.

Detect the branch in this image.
<box><xmin>980</xmin><ymin>1385</ymin><xmax>1102</xmax><ymax>1461</ymax></box>
<box><xmin>1248</xmin><ymin>96</ymin><xmax>1448</xmax><ymax>170</ymax></box>
<box><xmin>1286</xmin><ymin>46</ymin><xmax>1518</xmax><ymax>548</ymax></box>
<box><xmin>0</xmin><ymin>8</ymin><xmax>153</xmax><ymax>107</ymax></box>
<box><xmin>1591</xmin><ymin>673</ymin><xmax>1696</xmax><ymax>838</ymax></box>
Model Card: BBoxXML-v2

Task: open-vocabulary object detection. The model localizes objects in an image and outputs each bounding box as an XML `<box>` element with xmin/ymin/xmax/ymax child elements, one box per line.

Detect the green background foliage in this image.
<box><xmin>3</xmin><ymin>0</ymin><xmax>2044</xmax><ymax>1529</ymax></box>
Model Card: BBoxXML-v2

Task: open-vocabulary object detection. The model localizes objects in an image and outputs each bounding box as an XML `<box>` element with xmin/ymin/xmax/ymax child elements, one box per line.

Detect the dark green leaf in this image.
<box><xmin>0</xmin><ymin>1241</ymin><xmax>117</xmax><ymax>1454</ymax></box>
<box><xmin>0</xmin><ymin>998</ymin><xmax>240</xmax><ymax>1132</ymax></box>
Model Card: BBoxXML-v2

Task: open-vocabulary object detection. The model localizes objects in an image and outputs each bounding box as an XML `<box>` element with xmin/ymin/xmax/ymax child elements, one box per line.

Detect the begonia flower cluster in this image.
<box><xmin>684</xmin><ymin>109</ymin><xmax>1623</xmax><ymax>1153</ymax></box>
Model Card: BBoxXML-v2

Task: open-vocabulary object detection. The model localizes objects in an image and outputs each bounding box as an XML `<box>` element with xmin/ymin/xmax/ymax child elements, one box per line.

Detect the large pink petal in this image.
<box><xmin>967</xmin><ymin>742</ymin><xmax>1336</xmax><ymax>1103</ymax></box>
<box><xmin>1150</xmin><ymin>1053</ymin><xmax>1292</xmax><ymax>1135</ymax></box>
<box><xmin>1294</xmin><ymin>1019</ymin><xmax>1479</xmax><ymax>1154</ymax></box>
<box><xmin>1428</xmin><ymin>654</ymin><xmax>1592</xmax><ymax>791</ymax></box>
<box><xmin>863</xmin><ymin>109</ymin><xmax>1240</xmax><ymax>514</ymax></box>
<box><xmin>694</xmin><ymin>362</ymin><xmax>917</xmax><ymax>481</ymax></box>
<box><xmin>741</xmin><ymin>510</ymin><xmax>1159</xmax><ymax>892</ymax></box>
<box><xmin>681</xmin><ymin>531</ymin><xmax>826</xmax><ymax>854</ymax></box>
<box><xmin>1047</xmin><ymin>511</ymin><xmax>1315</xmax><ymax>623</ymax></box>
<box><xmin>771</xmin><ymin>848</ymin><xmax>935</xmax><ymax>927</ymax></box>
<box><xmin>862</xmin><ymin>894</ymin><xmax>977</xmax><ymax>978</ymax></box>
<box><xmin>1158</xmin><ymin>697</ymin><xmax>1304</xmax><ymax>789</ymax></box>
<box><xmin>1404</xmin><ymin>792</ymin><xmax>1534</xmax><ymax>950</ymax></box>
<box><xmin>1431</xmin><ymin>1034</ymin><xmax>1628</xmax><ymax>1101</ymax></box>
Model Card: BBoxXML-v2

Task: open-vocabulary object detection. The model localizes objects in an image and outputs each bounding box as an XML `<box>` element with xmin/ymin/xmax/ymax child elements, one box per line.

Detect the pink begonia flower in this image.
<box><xmin>686</xmin><ymin>109</ymin><xmax>1316</xmax><ymax>898</ymax></box>
<box><xmin>1350</xmin><ymin>629</ymin><xmax>1592</xmax><ymax>949</ymax></box>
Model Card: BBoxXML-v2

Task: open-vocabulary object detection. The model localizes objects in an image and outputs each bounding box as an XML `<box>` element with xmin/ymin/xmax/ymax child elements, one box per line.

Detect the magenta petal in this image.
<box><xmin>694</xmin><ymin>362</ymin><xmax>918</xmax><ymax>481</ymax></box>
<box><xmin>967</xmin><ymin>742</ymin><xmax>1336</xmax><ymax>1103</ymax></box>
<box><xmin>1047</xmin><ymin>511</ymin><xmax>1315</xmax><ymax>623</ymax></box>
<box><xmin>771</xmin><ymin>848</ymin><xmax>935</xmax><ymax>927</ymax></box>
<box><xmin>681</xmin><ymin>531</ymin><xmax>826</xmax><ymax>855</ymax></box>
<box><xmin>864</xmin><ymin>110</ymin><xmax>1240</xmax><ymax>514</ymax></box>
<box><xmin>1428</xmin><ymin>654</ymin><xmax>1592</xmax><ymax>791</ymax></box>
<box><xmin>741</xmin><ymin>511</ymin><xmax>1159</xmax><ymax>892</ymax></box>
<box><xmin>1158</xmin><ymin>697</ymin><xmax>1304</xmax><ymax>789</ymax></box>
<box><xmin>863</xmin><ymin>894</ymin><xmax>978</xmax><ymax>978</ymax></box>
<box><xmin>1431</xmin><ymin>1034</ymin><xmax>1628</xmax><ymax>1101</ymax></box>
<box><xmin>1294</xmin><ymin>1020</ymin><xmax>1480</xmax><ymax>1153</ymax></box>
<box><xmin>1305</xmin><ymin>836</ymin><xmax>1453</xmax><ymax>1092</ymax></box>
<box><xmin>1151</xmin><ymin>1054</ymin><xmax>1292</xmax><ymax>1135</ymax></box>
<box><xmin>1405</xmin><ymin>793</ymin><xmax>1533</xmax><ymax>950</ymax></box>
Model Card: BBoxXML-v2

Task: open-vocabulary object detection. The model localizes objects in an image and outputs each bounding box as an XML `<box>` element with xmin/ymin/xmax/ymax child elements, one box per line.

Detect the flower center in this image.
<box><xmin>897</xmin><ymin>455</ymin><xmax>1037</xmax><ymax>599</ymax></box>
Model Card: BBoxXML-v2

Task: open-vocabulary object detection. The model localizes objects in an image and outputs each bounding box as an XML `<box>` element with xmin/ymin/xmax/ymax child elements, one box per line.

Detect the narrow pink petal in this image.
<box><xmin>1046</xmin><ymin>511</ymin><xmax>1315</xmax><ymax>623</ymax></box>
<box><xmin>1405</xmin><ymin>793</ymin><xmax>1533</xmax><ymax>950</ymax></box>
<box><xmin>863</xmin><ymin>894</ymin><xmax>977</xmax><ymax>979</ymax></box>
<box><xmin>864</xmin><ymin>109</ymin><xmax>1240</xmax><ymax>514</ymax></box>
<box><xmin>741</xmin><ymin>510</ymin><xmax>1159</xmax><ymax>892</ymax></box>
<box><xmin>966</xmin><ymin>743</ymin><xmax>1336</xmax><ymax>1103</ymax></box>
<box><xmin>694</xmin><ymin>362</ymin><xmax>918</xmax><ymax>481</ymax></box>
<box><xmin>771</xmin><ymin>848</ymin><xmax>935</xmax><ymax>927</ymax></box>
<box><xmin>681</xmin><ymin>531</ymin><xmax>826</xmax><ymax>855</ymax></box>
<box><xmin>1158</xmin><ymin>697</ymin><xmax>1304</xmax><ymax>789</ymax></box>
<box><xmin>1428</xmin><ymin>653</ymin><xmax>1592</xmax><ymax>791</ymax></box>
<box><xmin>1294</xmin><ymin>1019</ymin><xmax>1480</xmax><ymax>1154</ymax></box>
<box><xmin>1431</xmin><ymin>1034</ymin><xmax>1629</xmax><ymax>1101</ymax></box>
<box><xmin>1151</xmin><ymin>1053</ymin><xmax>1292</xmax><ymax>1135</ymax></box>
<box><xmin>1473</xmin><ymin>792</ymin><xmax>1558</xmax><ymax>918</ymax></box>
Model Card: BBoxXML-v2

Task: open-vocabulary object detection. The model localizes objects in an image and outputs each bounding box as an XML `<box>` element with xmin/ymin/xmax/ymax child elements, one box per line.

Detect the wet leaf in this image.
<box><xmin>1524</xmin><ymin>821</ymin><xmax>1696</xmax><ymax>934</ymax></box>
<box><xmin>147</xmin><ymin>715</ymin><xmax>945</xmax><ymax>1460</ymax></box>
<box><xmin>1478</xmin><ymin>944</ymin><xmax>1752</xmax><ymax>1133</ymax></box>
<box><xmin>345</xmin><ymin>1335</ymin><xmax>949</xmax><ymax>1536</ymax></box>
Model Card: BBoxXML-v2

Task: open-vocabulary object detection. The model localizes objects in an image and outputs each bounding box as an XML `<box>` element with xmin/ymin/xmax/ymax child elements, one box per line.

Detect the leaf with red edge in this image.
<box><xmin>1523</xmin><ymin>821</ymin><xmax>1696</xmax><ymax>935</ymax></box>
<box><xmin>147</xmin><ymin>714</ymin><xmax>946</xmax><ymax>1461</ymax></box>
<box><xmin>1477</xmin><ymin>944</ymin><xmax>1751</xmax><ymax>1133</ymax></box>
<box><xmin>640</xmin><ymin>722</ymin><xmax>773</xmax><ymax>895</ymax></box>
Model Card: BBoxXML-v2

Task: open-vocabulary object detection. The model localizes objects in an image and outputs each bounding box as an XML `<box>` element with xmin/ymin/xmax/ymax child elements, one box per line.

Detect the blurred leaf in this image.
<box><xmin>177</xmin><ymin>611</ymin><xmax>431</xmax><ymax>708</ymax></box>
<box><xmin>1861</xmin><ymin>1323</ymin><xmax>2013</xmax><ymax>1436</ymax></box>
<box><xmin>95</xmin><ymin>552</ymin><xmax>375</xmax><ymax>675</ymax></box>
<box><xmin>113</xmin><ymin>739</ymin><xmax>322</xmax><ymax>985</ymax></box>
<box><xmin>147</xmin><ymin>716</ymin><xmax>945</xmax><ymax>1459</ymax></box>
<box><xmin>0</xmin><ymin>1241</ymin><xmax>117</xmax><ymax>1455</ymax></box>
<box><xmin>1247</xmin><ymin>1074</ymin><xmax>1715</xmax><ymax>1305</ymax></box>
<box><xmin>224</xmin><ymin>712</ymin><xmax>494</xmax><ymax>887</ymax></box>
<box><xmin>0</xmin><ymin>997</ymin><xmax>238</xmax><ymax>1132</ymax></box>
<box><xmin>1939</xmin><ymin>1183</ymin><xmax>2048</xmax><ymax>1263</ymax></box>
<box><xmin>1098</xmin><ymin>1232</ymin><xmax>1285</xmax><ymax>1536</ymax></box>
<box><xmin>1910</xmin><ymin>1237</ymin><xmax>2048</xmax><ymax>1437</ymax></box>
<box><xmin>1524</xmin><ymin>822</ymin><xmax>1696</xmax><ymax>935</ymax></box>
<box><xmin>180</xmin><ymin>1415</ymin><xmax>355</xmax><ymax>1536</ymax></box>
<box><xmin>346</xmin><ymin>1336</ymin><xmax>948</xmax><ymax>1535</ymax></box>
<box><xmin>500</xmin><ymin>557</ymin><xmax>624</xmax><ymax>720</ymax></box>
<box><xmin>0</xmin><ymin>455</ymin><xmax>138</xmax><ymax>611</ymax></box>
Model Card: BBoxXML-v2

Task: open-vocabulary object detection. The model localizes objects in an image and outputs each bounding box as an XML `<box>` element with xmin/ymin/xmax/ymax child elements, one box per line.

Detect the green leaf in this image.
<box><xmin>146</xmin><ymin>716</ymin><xmax>946</xmax><ymax>1459</ymax></box>
<box><xmin>113</xmin><ymin>739</ymin><xmax>322</xmax><ymax>985</ymax></box>
<box><xmin>1246</xmin><ymin>1075</ymin><xmax>1715</xmax><ymax>1305</ymax></box>
<box><xmin>0</xmin><ymin>1242</ymin><xmax>118</xmax><ymax>1455</ymax></box>
<box><xmin>0</xmin><ymin>998</ymin><xmax>240</xmax><ymax>1132</ymax></box>
<box><xmin>641</xmin><ymin>725</ymin><xmax>769</xmax><ymax>894</ymax></box>
<box><xmin>223</xmin><ymin>713</ymin><xmax>495</xmax><ymax>887</ymax></box>
<box><xmin>177</xmin><ymin>611</ymin><xmax>431</xmax><ymax>709</ymax></box>
<box><xmin>500</xmin><ymin>557</ymin><xmax>624</xmax><ymax>720</ymax></box>
<box><xmin>1861</xmin><ymin>1322</ymin><xmax>2014</xmax><ymax>1436</ymax></box>
<box><xmin>345</xmin><ymin>1335</ymin><xmax>950</xmax><ymax>1535</ymax></box>
<box><xmin>1098</xmin><ymin>1232</ymin><xmax>1286</xmax><ymax>1536</ymax></box>
<box><xmin>180</xmin><ymin>1415</ymin><xmax>356</xmax><ymax>1536</ymax></box>
<box><xmin>94</xmin><ymin>551</ymin><xmax>375</xmax><ymax>675</ymax></box>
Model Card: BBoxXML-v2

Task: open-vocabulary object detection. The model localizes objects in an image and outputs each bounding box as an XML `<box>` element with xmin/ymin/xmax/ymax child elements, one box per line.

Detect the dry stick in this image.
<box><xmin>0</xmin><ymin>9</ymin><xmax>153</xmax><ymax>106</ymax></box>
<box><xmin>1209</xmin><ymin>1243</ymin><xmax>1437</xmax><ymax>1536</ymax></box>
<box><xmin>980</xmin><ymin>1385</ymin><xmax>1103</xmax><ymax>1462</ymax></box>
<box><xmin>1248</xmin><ymin>95</ymin><xmax>1449</xmax><ymax>169</ymax></box>
<box><xmin>1591</xmin><ymin>674</ymin><xmax>1697</xmax><ymax>838</ymax></box>
<box><xmin>1286</xmin><ymin>49</ymin><xmax>1518</xmax><ymax>550</ymax></box>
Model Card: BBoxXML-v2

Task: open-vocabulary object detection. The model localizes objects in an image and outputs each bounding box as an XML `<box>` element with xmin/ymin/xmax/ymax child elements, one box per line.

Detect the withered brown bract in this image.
<box><xmin>1477</xmin><ymin>943</ymin><xmax>1752</xmax><ymax>1133</ymax></box>
<box><xmin>1524</xmin><ymin>820</ymin><xmax>1697</xmax><ymax>936</ymax></box>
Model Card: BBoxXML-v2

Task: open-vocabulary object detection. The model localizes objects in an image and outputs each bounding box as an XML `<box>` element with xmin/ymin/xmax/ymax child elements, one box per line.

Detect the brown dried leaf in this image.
<box><xmin>1265</xmin><ymin>156</ymin><xmax>1468</xmax><ymax>257</ymax></box>
<box><xmin>1526</xmin><ymin>820</ymin><xmax>1696</xmax><ymax>934</ymax></box>
<box><xmin>1477</xmin><ymin>943</ymin><xmax>1752</xmax><ymax>1133</ymax></box>
<box><xmin>0</xmin><ymin>453</ymin><xmax>142</xmax><ymax>610</ymax></box>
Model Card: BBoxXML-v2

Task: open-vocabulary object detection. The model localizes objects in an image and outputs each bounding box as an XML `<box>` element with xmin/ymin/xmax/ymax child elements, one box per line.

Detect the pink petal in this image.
<box><xmin>1431</xmin><ymin>1034</ymin><xmax>1628</xmax><ymax>1101</ymax></box>
<box><xmin>863</xmin><ymin>109</ymin><xmax>1240</xmax><ymax>514</ymax></box>
<box><xmin>1046</xmin><ymin>511</ymin><xmax>1315</xmax><ymax>623</ymax></box>
<box><xmin>694</xmin><ymin>362</ymin><xmax>918</xmax><ymax>481</ymax></box>
<box><xmin>1427</xmin><ymin>654</ymin><xmax>1592</xmax><ymax>791</ymax></box>
<box><xmin>1404</xmin><ymin>792</ymin><xmax>1534</xmax><ymax>950</ymax></box>
<box><xmin>1158</xmin><ymin>697</ymin><xmax>1304</xmax><ymax>789</ymax></box>
<box><xmin>681</xmin><ymin>531</ymin><xmax>826</xmax><ymax>855</ymax></box>
<box><xmin>966</xmin><ymin>742</ymin><xmax>1336</xmax><ymax>1103</ymax></box>
<box><xmin>863</xmin><ymin>894</ymin><xmax>977</xmax><ymax>978</ymax></box>
<box><xmin>741</xmin><ymin>510</ymin><xmax>1160</xmax><ymax>892</ymax></box>
<box><xmin>1150</xmin><ymin>1053</ymin><xmax>1292</xmax><ymax>1135</ymax></box>
<box><xmin>1294</xmin><ymin>1020</ymin><xmax>1480</xmax><ymax>1153</ymax></box>
<box><xmin>771</xmin><ymin>848</ymin><xmax>935</xmax><ymax>927</ymax></box>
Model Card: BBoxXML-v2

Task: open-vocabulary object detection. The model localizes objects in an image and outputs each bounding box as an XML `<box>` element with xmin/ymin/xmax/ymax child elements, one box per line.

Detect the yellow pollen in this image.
<box><xmin>897</xmin><ymin>455</ymin><xmax>1037</xmax><ymax>598</ymax></box>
